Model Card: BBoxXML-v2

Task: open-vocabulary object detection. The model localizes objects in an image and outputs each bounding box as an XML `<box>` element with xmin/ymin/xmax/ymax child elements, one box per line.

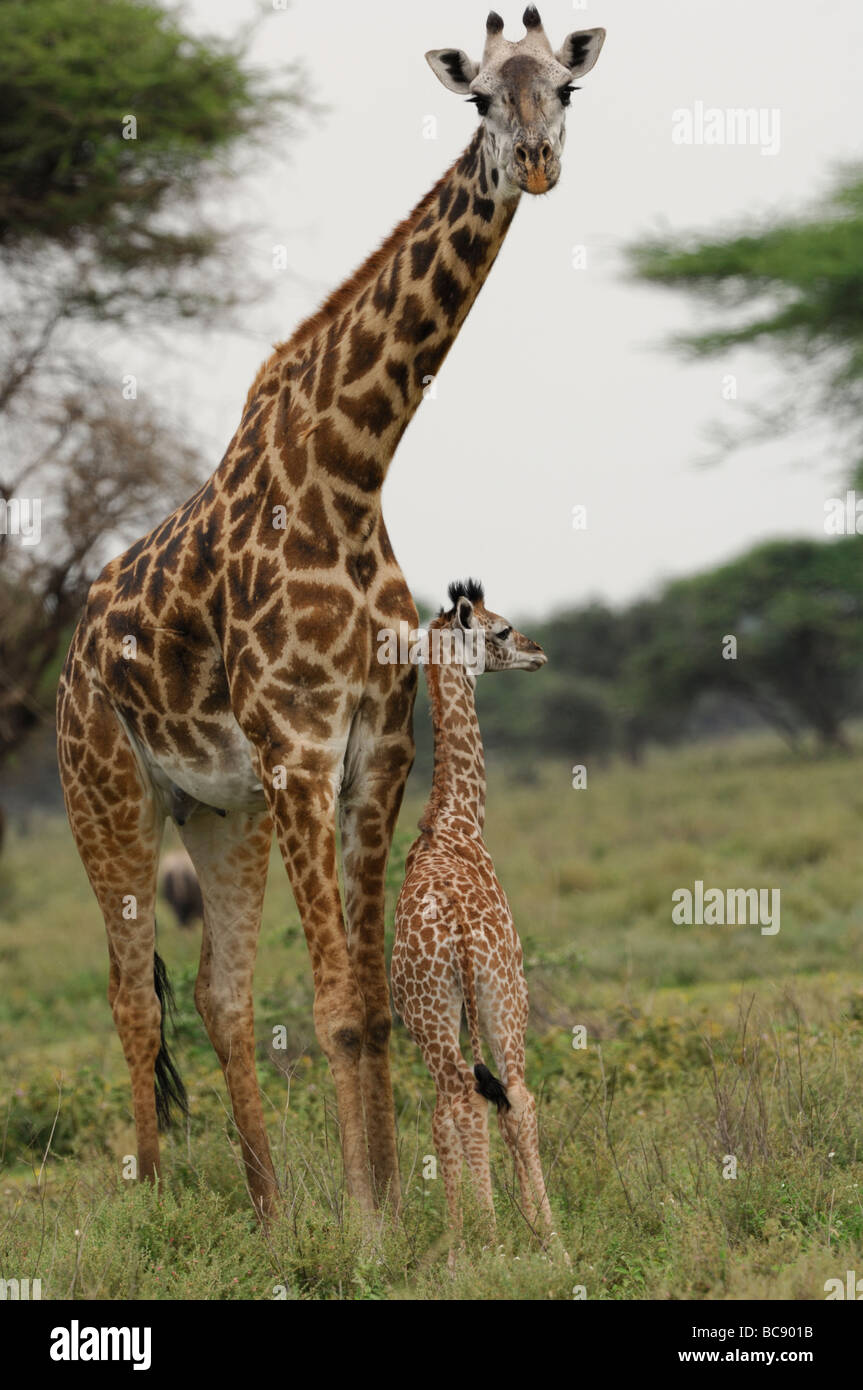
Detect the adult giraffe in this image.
<box><xmin>56</xmin><ymin>8</ymin><xmax>606</xmax><ymax>1221</ymax></box>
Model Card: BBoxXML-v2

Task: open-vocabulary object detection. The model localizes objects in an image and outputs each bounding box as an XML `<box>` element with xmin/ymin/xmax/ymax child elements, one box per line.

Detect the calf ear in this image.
<box><xmin>426</xmin><ymin>48</ymin><xmax>480</xmax><ymax>94</ymax></box>
<box><xmin>456</xmin><ymin>597</ymin><xmax>475</xmax><ymax>631</ymax></box>
<box><xmin>556</xmin><ymin>27</ymin><xmax>606</xmax><ymax>78</ymax></box>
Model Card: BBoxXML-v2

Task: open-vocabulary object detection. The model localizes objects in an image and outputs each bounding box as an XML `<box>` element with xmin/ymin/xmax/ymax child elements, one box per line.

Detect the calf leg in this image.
<box><xmin>431</xmin><ymin>1095</ymin><xmax>462</xmax><ymax>1230</ymax></box>
<box><xmin>497</xmin><ymin>1078</ymin><xmax>553</xmax><ymax>1232</ymax></box>
<box><xmin>395</xmin><ymin>988</ymin><xmax>493</xmax><ymax>1231</ymax></box>
<box><xmin>450</xmin><ymin>1079</ymin><xmax>495</xmax><ymax>1223</ymax></box>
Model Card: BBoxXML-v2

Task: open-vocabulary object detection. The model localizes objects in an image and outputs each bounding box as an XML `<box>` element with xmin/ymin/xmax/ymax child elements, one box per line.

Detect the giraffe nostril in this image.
<box><xmin>515</xmin><ymin>143</ymin><xmax>528</xmax><ymax>165</ymax></box>
<box><xmin>540</xmin><ymin>141</ymin><xmax>552</xmax><ymax>164</ymax></box>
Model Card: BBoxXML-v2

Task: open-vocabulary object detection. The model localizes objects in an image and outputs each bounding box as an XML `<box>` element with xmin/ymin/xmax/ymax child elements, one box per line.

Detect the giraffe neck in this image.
<box><xmin>421</xmin><ymin>634</ymin><xmax>486</xmax><ymax>838</ymax></box>
<box><xmin>233</xmin><ymin>128</ymin><xmax>521</xmax><ymax>543</ymax></box>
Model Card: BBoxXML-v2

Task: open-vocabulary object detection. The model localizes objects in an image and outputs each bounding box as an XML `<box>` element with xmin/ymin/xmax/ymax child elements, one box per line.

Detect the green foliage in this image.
<box><xmin>0</xmin><ymin>0</ymin><xmax>301</xmax><ymax>277</ymax></box>
<box><xmin>628</xmin><ymin>166</ymin><xmax>863</xmax><ymax>469</ymax></box>
<box><xmin>3</xmin><ymin>1068</ymin><xmax>127</xmax><ymax>1160</ymax></box>
<box><xmin>626</xmin><ymin>536</ymin><xmax>863</xmax><ymax>748</ymax></box>
<box><xmin>631</xmin><ymin>171</ymin><xmax>863</xmax><ymax>356</ymax></box>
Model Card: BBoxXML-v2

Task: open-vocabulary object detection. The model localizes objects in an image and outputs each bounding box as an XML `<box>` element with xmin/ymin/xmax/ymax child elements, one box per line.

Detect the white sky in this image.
<box><xmin>137</xmin><ymin>0</ymin><xmax>863</xmax><ymax>617</ymax></box>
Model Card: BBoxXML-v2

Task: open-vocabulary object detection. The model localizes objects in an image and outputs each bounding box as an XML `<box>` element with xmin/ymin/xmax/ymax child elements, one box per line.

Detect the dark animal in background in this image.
<box><xmin>160</xmin><ymin>850</ymin><xmax>203</xmax><ymax>928</ymax></box>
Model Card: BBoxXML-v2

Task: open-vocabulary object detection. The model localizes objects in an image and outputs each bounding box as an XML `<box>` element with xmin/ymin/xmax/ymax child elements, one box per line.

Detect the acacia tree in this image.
<box><xmin>628</xmin><ymin>168</ymin><xmax>863</xmax><ymax>477</ymax></box>
<box><xmin>0</xmin><ymin>0</ymin><xmax>307</xmax><ymax>773</ymax></box>
<box><xmin>0</xmin><ymin>0</ymin><xmax>303</xmax><ymax>292</ymax></box>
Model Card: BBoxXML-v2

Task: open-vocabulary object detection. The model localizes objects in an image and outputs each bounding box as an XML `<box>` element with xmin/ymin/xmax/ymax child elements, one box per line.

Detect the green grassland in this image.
<box><xmin>2</xmin><ymin>732</ymin><xmax>863</xmax><ymax>1300</ymax></box>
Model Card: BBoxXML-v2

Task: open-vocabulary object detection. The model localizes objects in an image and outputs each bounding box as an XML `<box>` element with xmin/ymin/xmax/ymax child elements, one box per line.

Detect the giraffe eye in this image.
<box><xmin>496</xmin><ymin>627</ymin><xmax>512</xmax><ymax>641</ymax></box>
<box><xmin>467</xmin><ymin>93</ymin><xmax>491</xmax><ymax>118</ymax></box>
<box><xmin>559</xmin><ymin>84</ymin><xmax>579</xmax><ymax>107</ymax></box>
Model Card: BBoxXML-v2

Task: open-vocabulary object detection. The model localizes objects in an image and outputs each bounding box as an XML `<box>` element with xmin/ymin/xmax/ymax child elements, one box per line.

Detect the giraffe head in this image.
<box><xmin>442</xmin><ymin>578</ymin><xmax>546</xmax><ymax>674</ymax></box>
<box><xmin>426</xmin><ymin>6</ymin><xmax>606</xmax><ymax>196</ymax></box>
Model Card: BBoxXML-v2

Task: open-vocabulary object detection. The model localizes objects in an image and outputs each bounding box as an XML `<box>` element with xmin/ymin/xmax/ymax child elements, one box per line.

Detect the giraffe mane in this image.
<box><xmin>447</xmin><ymin>577</ymin><xmax>485</xmax><ymax>609</ymax></box>
<box><xmin>272</xmin><ymin>133</ymin><xmax>483</xmax><ymax>361</ymax></box>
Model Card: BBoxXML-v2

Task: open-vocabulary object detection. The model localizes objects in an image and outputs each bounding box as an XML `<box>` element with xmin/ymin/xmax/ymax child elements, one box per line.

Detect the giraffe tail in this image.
<box><xmin>474</xmin><ymin>1063</ymin><xmax>510</xmax><ymax>1112</ymax></box>
<box><xmin>453</xmin><ymin>919</ymin><xmax>511</xmax><ymax>1113</ymax></box>
<box><xmin>153</xmin><ymin>947</ymin><xmax>189</xmax><ymax>1131</ymax></box>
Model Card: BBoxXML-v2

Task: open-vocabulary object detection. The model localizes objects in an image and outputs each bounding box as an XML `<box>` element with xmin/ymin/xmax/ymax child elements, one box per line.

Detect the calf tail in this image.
<box><xmin>473</xmin><ymin>1062</ymin><xmax>510</xmax><ymax>1111</ymax></box>
<box><xmin>452</xmin><ymin>918</ymin><xmax>510</xmax><ymax>1113</ymax></box>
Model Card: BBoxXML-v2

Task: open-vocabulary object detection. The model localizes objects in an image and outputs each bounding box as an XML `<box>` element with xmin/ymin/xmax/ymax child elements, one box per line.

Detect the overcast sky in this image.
<box><xmin>141</xmin><ymin>0</ymin><xmax>863</xmax><ymax>618</ymax></box>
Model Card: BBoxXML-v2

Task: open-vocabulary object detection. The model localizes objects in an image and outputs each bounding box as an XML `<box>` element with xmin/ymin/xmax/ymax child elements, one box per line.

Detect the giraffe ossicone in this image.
<box><xmin>56</xmin><ymin>12</ymin><xmax>605</xmax><ymax>1224</ymax></box>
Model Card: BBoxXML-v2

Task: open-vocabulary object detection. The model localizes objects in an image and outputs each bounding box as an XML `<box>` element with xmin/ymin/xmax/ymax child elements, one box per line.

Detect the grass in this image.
<box><xmin>1</xmin><ymin>730</ymin><xmax>863</xmax><ymax>1299</ymax></box>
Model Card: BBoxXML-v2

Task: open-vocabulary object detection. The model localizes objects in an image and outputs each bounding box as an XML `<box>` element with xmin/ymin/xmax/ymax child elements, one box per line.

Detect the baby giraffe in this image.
<box><xmin>392</xmin><ymin>579</ymin><xmax>552</xmax><ymax>1240</ymax></box>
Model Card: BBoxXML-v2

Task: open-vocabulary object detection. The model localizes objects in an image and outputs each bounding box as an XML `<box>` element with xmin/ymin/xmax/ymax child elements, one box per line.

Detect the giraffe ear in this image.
<box><xmin>455</xmin><ymin>597</ymin><xmax>475</xmax><ymax>631</ymax></box>
<box><xmin>556</xmin><ymin>27</ymin><xmax>605</xmax><ymax>78</ymax></box>
<box><xmin>426</xmin><ymin>49</ymin><xmax>479</xmax><ymax>94</ymax></box>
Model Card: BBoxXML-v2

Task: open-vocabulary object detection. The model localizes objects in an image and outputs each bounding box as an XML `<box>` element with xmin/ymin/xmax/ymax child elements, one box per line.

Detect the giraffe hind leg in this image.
<box><xmin>432</xmin><ymin>1094</ymin><xmax>462</xmax><ymax>1232</ymax></box>
<box><xmin>176</xmin><ymin>806</ymin><xmax>279</xmax><ymax>1221</ymax></box>
<box><xmin>58</xmin><ymin>669</ymin><xmax>170</xmax><ymax>1184</ymax></box>
<box><xmin>450</xmin><ymin>1073</ymin><xmax>495</xmax><ymax>1225</ymax></box>
<box><xmin>497</xmin><ymin>1078</ymin><xmax>553</xmax><ymax>1233</ymax></box>
<box><xmin>482</xmin><ymin>990</ymin><xmax>553</xmax><ymax>1234</ymax></box>
<box><xmin>408</xmin><ymin>1013</ymin><xmax>495</xmax><ymax>1230</ymax></box>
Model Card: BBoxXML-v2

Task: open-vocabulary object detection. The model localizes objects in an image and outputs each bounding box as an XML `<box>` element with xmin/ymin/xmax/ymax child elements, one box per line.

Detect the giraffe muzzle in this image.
<box><xmin>518</xmin><ymin>644</ymin><xmax>547</xmax><ymax>671</ymax></box>
<box><xmin>513</xmin><ymin>138</ymin><xmax>559</xmax><ymax>194</ymax></box>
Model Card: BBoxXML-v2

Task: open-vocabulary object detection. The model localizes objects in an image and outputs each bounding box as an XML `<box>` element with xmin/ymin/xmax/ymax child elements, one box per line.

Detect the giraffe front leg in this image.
<box><xmin>339</xmin><ymin>726</ymin><xmax>414</xmax><ymax>1209</ymax></box>
<box><xmin>264</xmin><ymin>755</ymin><xmax>374</xmax><ymax>1214</ymax></box>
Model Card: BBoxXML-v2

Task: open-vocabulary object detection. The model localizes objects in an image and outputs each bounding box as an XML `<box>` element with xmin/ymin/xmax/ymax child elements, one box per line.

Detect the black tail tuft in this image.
<box><xmin>153</xmin><ymin>949</ymin><xmax>189</xmax><ymax>1131</ymax></box>
<box><xmin>474</xmin><ymin>1062</ymin><xmax>511</xmax><ymax>1112</ymax></box>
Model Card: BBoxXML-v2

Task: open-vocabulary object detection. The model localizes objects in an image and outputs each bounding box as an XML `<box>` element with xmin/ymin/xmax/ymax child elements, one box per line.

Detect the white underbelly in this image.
<box><xmin>150</xmin><ymin>748</ymin><xmax>267</xmax><ymax>813</ymax></box>
<box><xmin>124</xmin><ymin>714</ymin><xmax>352</xmax><ymax>816</ymax></box>
<box><xmin>119</xmin><ymin>709</ymin><xmax>267</xmax><ymax>813</ymax></box>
